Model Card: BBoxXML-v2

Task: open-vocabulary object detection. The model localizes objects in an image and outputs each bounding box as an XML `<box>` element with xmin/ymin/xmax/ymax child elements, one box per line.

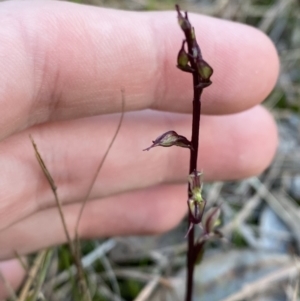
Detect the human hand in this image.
<box><xmin>0</xmin><ymin>0</ymin><xmax>278</xmax><ymax>295</ymax></box>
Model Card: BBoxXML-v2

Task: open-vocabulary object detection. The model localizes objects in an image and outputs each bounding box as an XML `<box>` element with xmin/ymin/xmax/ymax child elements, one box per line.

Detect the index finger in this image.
<box><xmin>0</xmin><ymin>1</ymin><xmax>279</xmax><ymax>139</ymax></box>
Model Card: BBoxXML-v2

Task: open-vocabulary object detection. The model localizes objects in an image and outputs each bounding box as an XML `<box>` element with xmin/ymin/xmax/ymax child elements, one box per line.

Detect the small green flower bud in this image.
<box><xmin>188</xmin><ymin>198</ymin><xmax>206</xmax><ymax>224</ymax></box>
<box><xmin>178</xmin><ymin>43</ymin><xmax>189</xmax><ymax>66</ymax></box>
<box><xmin>188</xmin><ymin>170</ymin><xmax>203</xmax><ymax>200</ymax></box>
<box><xmin>143</xmin><ymin>130</ymin><xmax>192</xmax><ymax>151</ymax></box>
<box><xmin>197</xmin><ymin>59</ymin><xmax>213</xmax><ymax>80</ymax></box>
<box><xmin>177</xmin><ymin>40</ymin><xmax>193</xmax><ymax>72</ymax></box>
<box><xmin>186</xmin><ymin>170</ymin><xmax>206</xmax><ymax>224</ymax></box>
<box><xmin>202</xmin><ymin>206</ymin><xmax>221</xmax><ymax>234</ymax></box>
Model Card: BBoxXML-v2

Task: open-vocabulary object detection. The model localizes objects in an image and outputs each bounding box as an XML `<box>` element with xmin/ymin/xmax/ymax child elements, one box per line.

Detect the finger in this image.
<box><xmin>0</xmin><ymin>1</ymin><xmax>279</xmax><ymax>140</ymax></box>
<box><xmin>0</xmin><ymin>259</ymin><xmax>25</xmax><ymax>298</ymax></box>
<box><xmin>0</xmin><ymin>105</ymin><xmax>277</xmax><ymax>231</ymax></box>
<box><xmin>0</xmin><ymin>184</ymin><xmax>187</xmax><ymax>259</ymax></box>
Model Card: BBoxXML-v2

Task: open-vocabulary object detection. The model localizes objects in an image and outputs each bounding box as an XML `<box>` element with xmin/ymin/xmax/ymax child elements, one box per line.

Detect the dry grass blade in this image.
<box><xmin>29</xmin><ymin>249</ymin><xmax>52</xmax><ymax>301</ymax></box>
<box><xmin>97</xmin><ymin>284</ymin><xmax>125</xmax><ymax>301</ymax></box>
<box><xmin>18</xmin><ymin>250</ymin><xmax>47</xmax><ymax>301</ymax></box>
<box><xmin>44</xmin><ymin>239</ymin><xmax>116</xmax><ymax>291</ymax></box>
<box><xmin>220</xmin><ymin>261</ymin><xmax>300</xmax><ymax>301</ymax></box>
<box><xmin>74</xmin><ymin>89</ymin><xmax>125</xmax><ymax>237</ymax></box>
<box><xmin>221</xmin><ymin>154</ymin><xmax>284</xmax><ymax>236</ymax></box>
<box><xmin>258</xmin><ymin>0</ymin><xmax>292</xmax><ymax>33</ymax></box>
<box><xmin>29</xmin><ymin>135</ymin><xmax>72</xmax><ymax>246</ymax></box>
<box><xmin>72</xmin><ymin>89</ymin><xmax>124</xmax><ymax>300</ymax></box>
<box><xmin>100</xmin><ymin>255</ymin><xmax>121</xmax><ymax>299</ymax></box>
<box><xmin>30</xmin><ymin>136</ymin><xmax>91</xmax><ymax>301</ymax></box>
<box><xmin>292</xmin><ymin>276</ymin><xmax>299</xmax><ymax>301</ymax></box>
<box><xmin>133</xmin><ymin>276</ymin><xmax>160</xmax><ymax>301</ymax></box>
<box><xmin>249</xmin><ymin>177</ymin><xmax>300</xmax><ymax>252</ymax></box>
<box><xmin>101</xmin><ymin>269</ymin><xmax>172</xmax><ymax>287</ymax></box>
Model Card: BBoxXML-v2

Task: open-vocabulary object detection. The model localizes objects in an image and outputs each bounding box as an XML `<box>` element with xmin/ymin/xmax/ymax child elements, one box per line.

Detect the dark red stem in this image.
<box><xmin>186</xmin><ymin>57</ymin><xmax>203</xmax><ymax>301</ymax></box>
<box><xmin>175</xmin><ymin>5</ymin><xmax>211</xmax><ymax>301</ymax></box>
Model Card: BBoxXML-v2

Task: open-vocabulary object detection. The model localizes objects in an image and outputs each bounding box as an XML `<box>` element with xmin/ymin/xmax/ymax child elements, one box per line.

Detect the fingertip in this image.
<box><xmin>149</xmin><ymin>11</ymin><xmax>279</xmax><ymax>114</ymax></box>
<box><xmin>201</xmin><ymin>18</ymin><xmax>280</xmax><ymax>114</ymax></box>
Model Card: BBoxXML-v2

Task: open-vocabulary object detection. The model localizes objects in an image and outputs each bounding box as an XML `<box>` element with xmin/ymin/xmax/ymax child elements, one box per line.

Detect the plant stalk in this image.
<box><xmin>177</xmin><ymin>7</ymin><xmax>207</xmax><ymax>301</ymax></box>
<box><xmin>186</xmin><ymin>73</ymin><xmax>203</xmax><ymax>301</ymax></box>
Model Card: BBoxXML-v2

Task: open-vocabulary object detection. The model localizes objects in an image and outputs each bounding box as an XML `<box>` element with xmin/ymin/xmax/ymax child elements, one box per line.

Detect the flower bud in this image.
<box><xmin>197</xmin><ymin>59</ymin><xmax>213</xmax><ymax>80</ymax></box>
<box><xmin>202</xmin><ymin>206</ymin><xmax>221</xmax><ymax>234</ymax></box>
<box><xmin>177</xmin><ymin>41</ymin><xmax>193</xmax><ymax>73</ymax></box>
<box><xmin>188</xmin><ymin>198</ymin><xmax>206</xmax><ymax>224</ymax></box>
<box><xmin>188</xmin><ymin>170</ymin><xmax>203</xmax><ymax>201</ymax></box>
<box><xmin>175</xmin><ymin>5</ymin><xmax>191</xmax><ymax>31</ymax></box>
<box><xmin>177</xmin><ymin>42</ymin><xmax>188</xmax><ymax>66</ymax></box>
<box><xmin>143</xmin><ymin>130</ymin><xmax>192</xmax><ymax>151</ymax></box>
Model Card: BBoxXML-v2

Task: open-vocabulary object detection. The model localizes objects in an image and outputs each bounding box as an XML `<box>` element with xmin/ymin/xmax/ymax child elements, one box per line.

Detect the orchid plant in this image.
<box><xmin>144</xmin><ymin>5</ymin><xmax>221</xmax><ymax>301</ymax></box>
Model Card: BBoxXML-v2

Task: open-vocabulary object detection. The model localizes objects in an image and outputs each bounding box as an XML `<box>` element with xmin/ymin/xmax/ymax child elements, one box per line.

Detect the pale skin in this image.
<box><xmin>0</xmin><ymin>0</ymin><xmax>279</xmax><ymax>296</ymax></box>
